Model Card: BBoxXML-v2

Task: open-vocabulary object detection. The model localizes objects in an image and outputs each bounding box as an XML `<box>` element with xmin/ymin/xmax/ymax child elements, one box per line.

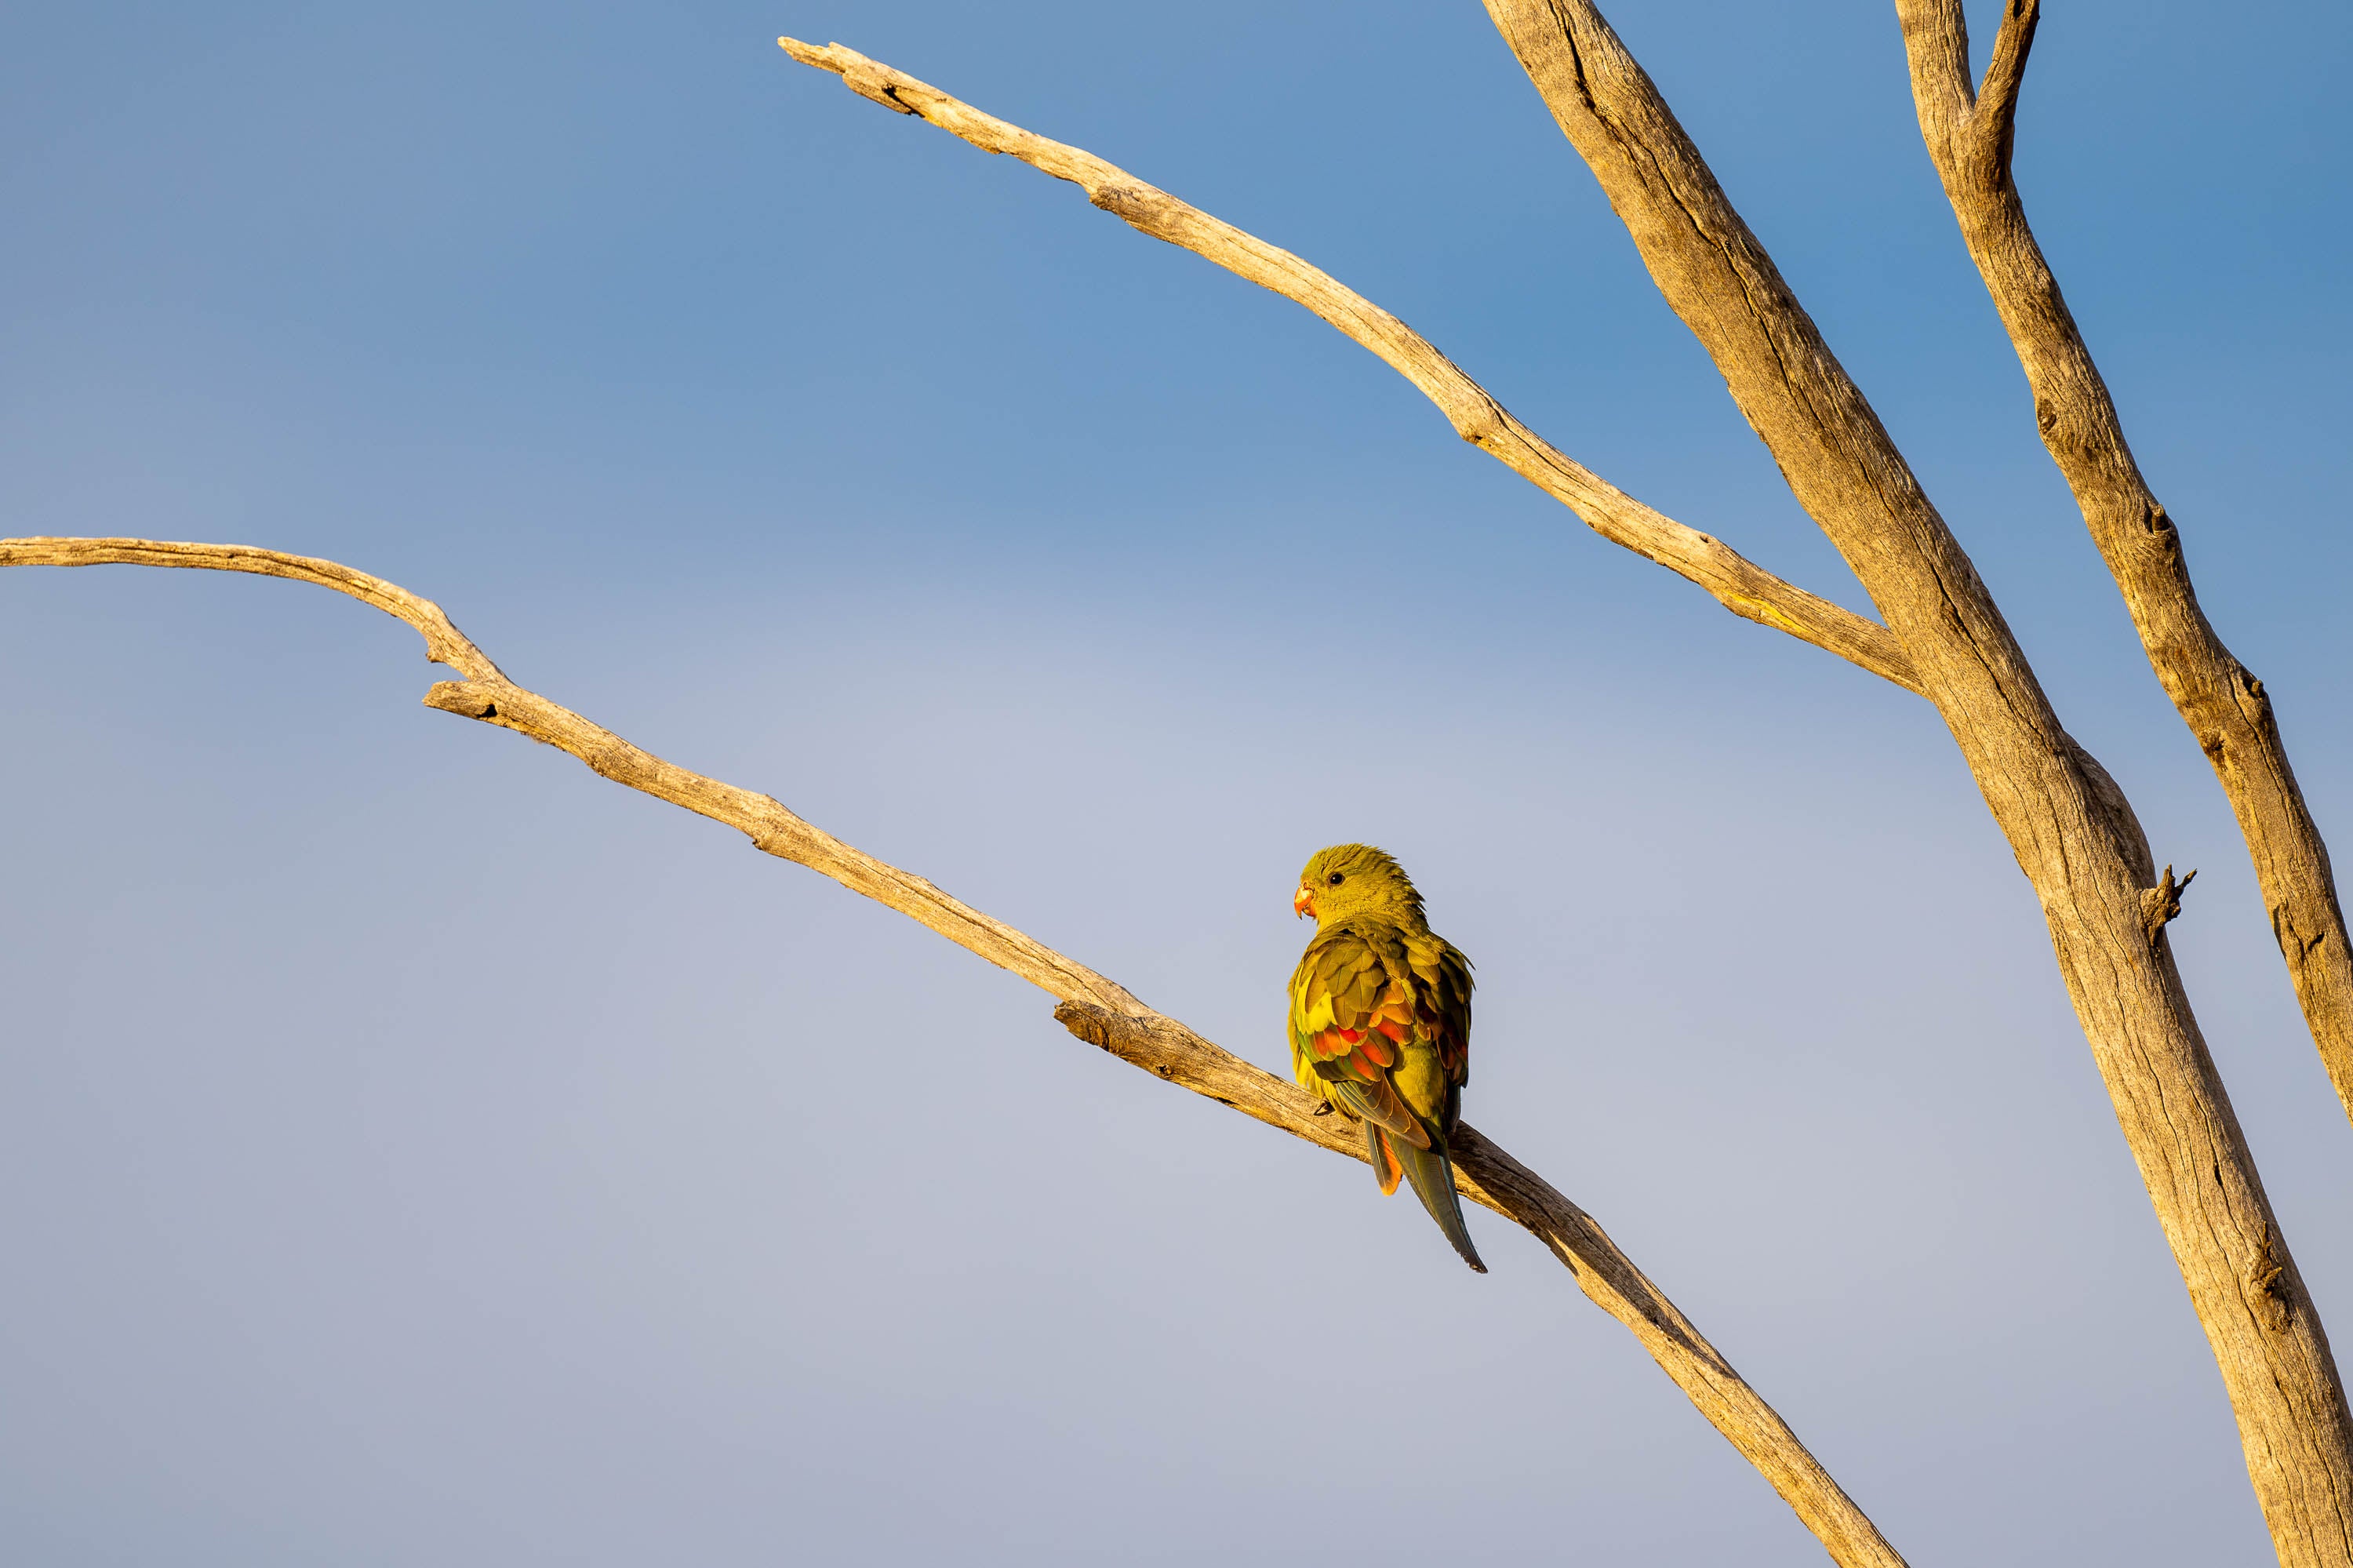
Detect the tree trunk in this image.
<box><xmin>1892</xmin><ymin>0</ymin><xmax>2353</xmax><ymax>1131</ymax></box>
<box><xmin>1480</xmin><ymin>2</ymin><xmax>2353</xmax><ymax>1560</ymax></box>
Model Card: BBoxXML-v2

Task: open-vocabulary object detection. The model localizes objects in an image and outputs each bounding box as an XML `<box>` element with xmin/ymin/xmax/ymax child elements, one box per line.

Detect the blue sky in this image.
<box><xmin>3</xmin><ymin>2</ymin><xmax>2349</xmax><ymax>1563</ymax></box>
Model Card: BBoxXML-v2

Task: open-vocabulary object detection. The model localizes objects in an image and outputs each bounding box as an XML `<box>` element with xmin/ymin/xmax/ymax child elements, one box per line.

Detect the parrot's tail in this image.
<box><xmin>1395</xmin><ymin>1133</ymin><xmax>1487</xmax><ymax>1275</ymax></box>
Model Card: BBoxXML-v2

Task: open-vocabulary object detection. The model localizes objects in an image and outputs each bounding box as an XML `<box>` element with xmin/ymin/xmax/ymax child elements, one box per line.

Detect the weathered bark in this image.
<box><xmin>773</xmin><ymin>39</ymin><xmax>1919</xmax><ymax>695</ymax></box>
<box><xmin>0</xmin><ymin>533</ymin><xmax>1907</xmax><ymax>1568</ymax></box>
<box><xmin>1893</xmin><ymin>0</ymin><xmax>2353</xmax><ymax>1131</ymax></box>
<box><xmin>1476</xmin><ymin>2</ymin><xmax>2352</xmax><ymax>1559</ymax></box>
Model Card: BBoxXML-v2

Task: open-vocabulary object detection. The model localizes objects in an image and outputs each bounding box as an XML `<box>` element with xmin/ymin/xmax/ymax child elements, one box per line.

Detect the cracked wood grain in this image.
<box><xmin>774</xmin><ymin>37</ymin><xmax>1919</xmax><ymax>697</ymax></box>
<box><xmin>1893</xmin><ymin>0</ymin><xmax>2353</xmax><ymax>1138</ymax></box>
<box><xmin>1478</xmin><ymin>2</ymin><xmax>2353</xmax><ymax>1561</ymax></box>
<box><xmin>0</xmin><ymin>533</ymin><xmax>1909</xmax><ymax>1568</ymax></box>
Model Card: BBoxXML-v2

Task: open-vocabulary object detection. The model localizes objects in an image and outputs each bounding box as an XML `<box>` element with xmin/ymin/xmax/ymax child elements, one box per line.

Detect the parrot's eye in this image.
<box><xmin>1326</xmin><ymin>872</ymin><xmax>1344</xmax><ymax>886</ymax></box>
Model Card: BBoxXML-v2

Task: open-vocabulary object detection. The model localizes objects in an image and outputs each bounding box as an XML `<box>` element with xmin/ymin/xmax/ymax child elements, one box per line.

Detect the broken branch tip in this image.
<box><xmin>776</xmin><ymin>37</ymin><xmax>838</xmax><ymax>72</ymax></box>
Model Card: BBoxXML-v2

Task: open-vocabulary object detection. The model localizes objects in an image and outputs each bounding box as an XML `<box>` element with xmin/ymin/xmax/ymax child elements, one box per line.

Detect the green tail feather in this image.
<box><xmin>1395</xmin><ymin>1133</ymin><xmax>1487</xmax><ymax>1275</ymax></box>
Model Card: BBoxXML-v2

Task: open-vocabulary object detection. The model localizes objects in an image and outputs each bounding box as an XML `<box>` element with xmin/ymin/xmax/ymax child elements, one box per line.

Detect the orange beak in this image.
<box><xmin>1293</xmin><ymin>885</ymin><xmax>1315</xmax><ymax>919</ymax></box>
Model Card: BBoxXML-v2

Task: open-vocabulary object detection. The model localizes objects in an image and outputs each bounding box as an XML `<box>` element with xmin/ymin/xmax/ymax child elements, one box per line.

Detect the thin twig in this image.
<box><xmin>775</xmin><ymin>38</ymin><xmax>1920</xmax><ymax>697</ymax></box>
<box><xmin>2</xmin><ymin>533</ymin><xmax>1910</xmax><ymax>1568</ymax></box>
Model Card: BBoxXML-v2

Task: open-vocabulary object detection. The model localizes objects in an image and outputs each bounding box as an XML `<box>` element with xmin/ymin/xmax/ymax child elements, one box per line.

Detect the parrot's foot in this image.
<box><xmin>1311</xmin><ymin>1099</ymin><xmax>1334</xmax><ymax>1116</ymax></box>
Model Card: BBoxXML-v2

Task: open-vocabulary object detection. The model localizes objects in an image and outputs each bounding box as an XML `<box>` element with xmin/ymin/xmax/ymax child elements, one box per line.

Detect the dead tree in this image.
<box><xmin>775</xmin><ymin>6</ymin><xmax>2353</xmax><ymax>1560</ymax></box>
<box><xmin>7</xmin><ymin>6</ymin><xmax>2349</xmax><ymax>1565</ymax></box>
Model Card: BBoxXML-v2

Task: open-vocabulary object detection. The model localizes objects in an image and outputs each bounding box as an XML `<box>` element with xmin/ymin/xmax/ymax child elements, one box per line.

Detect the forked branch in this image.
<box><xmin>0</xmin><ymin>534</ymin><xmax>1909</xmax><ymax>1568</ymax></box>
<box><xmin>776</xmin><ymin>38</ymin><xmax>1920</xmax><ymax>696</ymax></box>
<box><xmin>1894</xmin><ymin>0</ymin><xmax>2353</xmax><ymax>1132</ymax></box>
<box><xmin>1973</xmin><ymin>0</ymin><xmax>2041</xmax><ymax>178</ymax></box>
<box><xmin>1477</xmin><ymin>4</ymin><xmax>2353</xmax><ymax>1560</ymax></box>
<box><xmin>787</xmin><ymin>11</ymin><xmax>2353</xmax><ymax>1544</ymax></box>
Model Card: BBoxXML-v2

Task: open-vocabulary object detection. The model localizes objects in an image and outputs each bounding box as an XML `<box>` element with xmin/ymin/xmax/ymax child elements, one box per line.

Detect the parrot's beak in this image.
<box><xmin>1293</xmin><ymin>886</ymin><xmax>1314</xmax><ymax>919</ymax></box>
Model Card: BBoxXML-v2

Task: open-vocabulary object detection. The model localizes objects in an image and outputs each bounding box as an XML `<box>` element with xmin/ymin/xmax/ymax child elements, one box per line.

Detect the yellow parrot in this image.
<box><xmin>1289</xmin><ymin>844</ymin><xmax>1484</xmax><ymax>1273</ymax></box>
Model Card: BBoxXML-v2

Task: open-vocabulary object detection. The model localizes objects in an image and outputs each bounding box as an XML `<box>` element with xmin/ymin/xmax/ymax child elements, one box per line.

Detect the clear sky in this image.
<box><xmin>4</xmin><ymin>2</ymin><xmax>2349</xmax><ymax>1563</ymax></box>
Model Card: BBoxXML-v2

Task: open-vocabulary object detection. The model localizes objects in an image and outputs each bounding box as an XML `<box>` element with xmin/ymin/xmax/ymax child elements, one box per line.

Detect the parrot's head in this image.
<box><xmin>1294</xmin><ymin>842</ymin><xmax>1426</xmax><ymax>927</ymax></box>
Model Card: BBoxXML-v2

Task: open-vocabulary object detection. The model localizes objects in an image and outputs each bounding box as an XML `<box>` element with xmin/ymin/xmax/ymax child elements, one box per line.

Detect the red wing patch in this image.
<box><xmin>1307</xmin><ymin>1024</ymin><xmax>1402</xmax><ymax>1081</ymax></box>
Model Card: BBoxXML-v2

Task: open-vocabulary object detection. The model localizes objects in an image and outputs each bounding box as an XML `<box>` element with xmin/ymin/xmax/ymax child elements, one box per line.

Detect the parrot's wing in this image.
<box><xmin>1291</xmin><ymin>925</ymin><xmax>1415</xmax><ymax>1072</ymax></box>
<box><xmin>1291</xmin><ymin>921</ymin><xmax>1434</xmax><ymax>1148</ymax></box>
<box><xmin>1405</xmin><ymin>933</ymin><xmax>1475</xmax><ymax>1090</ymax></box>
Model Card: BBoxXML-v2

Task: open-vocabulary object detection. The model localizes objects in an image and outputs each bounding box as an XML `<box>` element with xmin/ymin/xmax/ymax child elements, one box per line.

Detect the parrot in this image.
<box><xmin>1288</xmin><ymin>843</ymin><xmax>1486</xmax><ymax>1274</ymax></box>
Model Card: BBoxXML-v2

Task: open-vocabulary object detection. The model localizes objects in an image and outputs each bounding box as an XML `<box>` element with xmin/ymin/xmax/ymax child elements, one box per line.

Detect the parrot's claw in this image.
<box><xmin>1311</xmin><ymin>1099</ymin><xmax>1335</xmax><ymax>1116</ymax></box>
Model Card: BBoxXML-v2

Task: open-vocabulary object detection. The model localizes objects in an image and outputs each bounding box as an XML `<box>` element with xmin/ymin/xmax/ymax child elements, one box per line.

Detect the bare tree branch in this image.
<box><xmin>1973</xmin><ymin>0</ymin><xmax>2041</xmax><ymax>179</ymax></box>
<box><xmin>776</xmin><ymin>38</ymin><xmax>1920</xmax><ymax>696</ymax></box>
<box><xmin>0</xmin><ymin>533</ymin><xmax>1909</xmax><ymax>1568</ymax></box>
<box><xmin>1894</xmin><ymin>0</ymin><xmax>2353</xmax><ymax>1135</ymax></box>
<box><xmin>1477</xmin><ymin>2</ymin><xmax>2353</xmax><ymax>1560</ymax></box>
